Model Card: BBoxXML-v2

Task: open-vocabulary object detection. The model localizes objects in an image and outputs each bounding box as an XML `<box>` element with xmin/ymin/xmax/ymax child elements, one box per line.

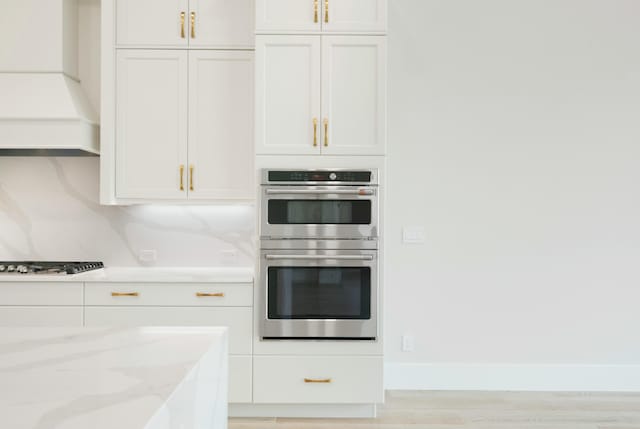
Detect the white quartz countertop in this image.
<box><xmin>0</xmin><ymin>267</ymin><xmax>253</xmax><ymax>283</ymax></box>
<box><xmin>0</xmin><ymin>326</ymin><xmax>228</xmax><ymax>429</ymax></box>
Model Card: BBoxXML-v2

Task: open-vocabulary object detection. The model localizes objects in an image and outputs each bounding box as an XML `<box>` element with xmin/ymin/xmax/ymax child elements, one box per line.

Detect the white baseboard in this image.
<box><xmin>385</xmin><ymin>363</ymin><xmax>640</xmax><ymax>392</ymax></box>
<box><xmin>229</xmin><ymin>404</ymin><xmax>377</xmax><ymax>418</ymax></box>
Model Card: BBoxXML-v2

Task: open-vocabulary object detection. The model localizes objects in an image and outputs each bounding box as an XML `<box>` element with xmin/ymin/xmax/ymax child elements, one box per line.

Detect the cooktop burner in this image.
<box><xmin>0</xmin><ymin>261</ymin><xmax>104</xmax><ymax>275</ymax></box>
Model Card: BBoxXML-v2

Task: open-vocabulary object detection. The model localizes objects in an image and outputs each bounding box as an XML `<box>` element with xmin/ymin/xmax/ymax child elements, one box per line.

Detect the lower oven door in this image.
<box><xmin>260</xmin><ymin>248</ymin><xmax>378</xmax><ymax>340</ymax></box>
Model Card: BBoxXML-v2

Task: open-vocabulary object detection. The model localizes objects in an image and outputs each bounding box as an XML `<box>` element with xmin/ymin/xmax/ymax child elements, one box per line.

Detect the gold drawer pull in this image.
<box><xmin>180</xmin><ymin>11</ymin><xmax>185</xmax><ymax>38</ymax></box>
<box><xmin>189</xmin><ymin>164</ymin><xmax>194</xmax><ymax>191</ymax></box>
<box><xmin>304</xmin><ymin>378</ymin><xmax>332</xmax><ymax>383</ymax></box>
<box><xmin>111</xmin><ymin>292</ymin><xmax>139</xmax><ymax>297</ymax></box>
<box><xmin>196</xmin><ymin>292</ymin><xmax>225</xmax><ymax>297</ymax></box>
<box><xmin>179</xmin><ymin>164</ymin><xmax>185</xmax><ymax>191</ymax></box>
<box><xmin>190</xmin><ymin>11</ymin><xmax>196</xmax><ymax>39</ymax></box>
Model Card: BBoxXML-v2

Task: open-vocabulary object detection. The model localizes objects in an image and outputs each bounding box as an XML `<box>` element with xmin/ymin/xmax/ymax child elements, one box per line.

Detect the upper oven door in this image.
<box><xmin>260</xmin><ymin>186</ymin><xmax>378</xmax><ymax>239</ymax></box>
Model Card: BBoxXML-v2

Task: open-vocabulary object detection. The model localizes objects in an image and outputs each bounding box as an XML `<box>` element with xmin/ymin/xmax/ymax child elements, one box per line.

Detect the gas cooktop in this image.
<box><xmin>0</xmin><ymin>261</ymin><xmax>104</xmax><ymax>275</ymax></box>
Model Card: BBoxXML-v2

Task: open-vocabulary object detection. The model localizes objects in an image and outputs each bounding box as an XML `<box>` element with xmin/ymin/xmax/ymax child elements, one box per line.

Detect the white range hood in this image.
<box><xmin>0</xmin><ymin>0</ymin><xmax>99</xmax><ymax>155</ymax></box>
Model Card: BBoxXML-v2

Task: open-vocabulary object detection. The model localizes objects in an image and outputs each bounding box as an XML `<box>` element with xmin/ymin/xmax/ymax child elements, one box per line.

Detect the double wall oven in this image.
<box><xmin>259</xmin><ymin>169</ymin><xmax>379</xmax><ymax>341</ymax></box>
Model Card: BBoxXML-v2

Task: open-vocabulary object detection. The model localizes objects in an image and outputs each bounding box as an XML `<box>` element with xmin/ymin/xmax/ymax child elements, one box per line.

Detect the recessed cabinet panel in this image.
<box><xmin>188</xmin><ymin>51</ymin><xmax>255</xmax><ymax>200</ymax></box>
<box><xmin>322</xmin><ymin>0</ymin><xmax>387</xmax><ymax>33</ymax></box>
<box><xmin>189</xmin><ymin>0</ymin><xmax>255</xmax><ymax>48</ymax></box>
<box><xmin>321</xmin><ymin>36</ymin><xmax>386</xmax><ymax>155</ymax></box>
<box><xmin>255</xmin><ymin>36</ymin><xmax>321</xmax><ymax>155</ymax></box>
<box><xmin>256</xmin><ymin>0</ymin><xmax>320</xmax><ymax>33</ymax></box>
<box><xmin>116</xmin><ymin>50</ymin><xmax>188</xmax><ymax>199</ymax></box>
<box><xmin>0</xmin><ymin>307</ymin><xmax>83</xmax><ymax>327</ymax></box>
<box><xmin>116</xmin><ymin>0</ymin><xmax>189</xmax><ymax>47</ymax></box>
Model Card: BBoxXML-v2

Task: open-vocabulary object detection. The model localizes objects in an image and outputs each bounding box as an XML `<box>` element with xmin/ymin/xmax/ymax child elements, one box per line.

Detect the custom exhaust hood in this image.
<box><xmin>0</xmin><ymin>0</ymin><xmax>99</xmax><ymax>156</ymax></box>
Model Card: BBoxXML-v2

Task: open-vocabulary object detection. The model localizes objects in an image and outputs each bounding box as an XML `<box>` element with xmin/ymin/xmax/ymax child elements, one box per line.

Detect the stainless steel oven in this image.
<box><xmin>260</xmin><ymin>240</ymin><xmax>378</xmax><ymax>340</ymax></box>
<box><xmin>260</xmin><ymin>169</ymin><xmax>379</xmax><ymax>240</ymax></box>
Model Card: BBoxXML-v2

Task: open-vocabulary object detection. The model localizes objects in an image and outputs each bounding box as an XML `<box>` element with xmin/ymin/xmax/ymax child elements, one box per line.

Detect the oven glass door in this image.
<box><xmin>261</xmin><ymin>186</ymin><xmax>378</xmax><ymax>239</ymax></box>
<box><xmin>261</xmin><ymin>249</ymin><xmax>378</xmax><ymax>339</ymax></box>
<box><xmin>268</xmin><ymin>267</ymin><xmax>371</xmax><ymax>320</ymax></box>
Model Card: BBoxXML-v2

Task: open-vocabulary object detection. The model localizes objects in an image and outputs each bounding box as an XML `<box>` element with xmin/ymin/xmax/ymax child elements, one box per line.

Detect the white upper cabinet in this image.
<box><xmin>188</xmin><ymin>51</ymin><xmax>255</xmax><ymax>200</ymax></box>
<box><xmin>255</xmin><ymin>36</ymin><xmax>321</xmax><ymax>155</ymax></box>
<box><xmin>255</xmin><ymin>0</ymin><xmax>386</xmax><ymax>33</ymax></box>
<box><xmin>321</xmin><ymin>36</ymin><xmax>386</xmax><ymax>155</ymax></box>
<box><xmin>116</xmin><ymin>0</ymin><xmax>189</xmax><ymax>47</ymax></box>
<box><xmin>255</xmin><ymin>0</ymin><xmax>320</xmax><ymax>33</ymax></box>
<box><xmin>116</xmin><ymin>0</ymin><xmax>254</xmax><ymax>48</ymax></box>
<box><xmin>115</xmin><ymin>50</ymin><xmax>188</xmax><ymax>199</ymax></box>
<box><xmin>255</xmin><ymin>35</ymin><xmax>385</xmax><ymax>156</ymax></box>
<box><xmin>322</xmin><ymin>0</ymin><xmax>387</xmax><ymax>33</ymax></box>
<box><xmin>189</xmin><ymin>0</ymin><xmax>255</xmax><ymax>49</ymax></box>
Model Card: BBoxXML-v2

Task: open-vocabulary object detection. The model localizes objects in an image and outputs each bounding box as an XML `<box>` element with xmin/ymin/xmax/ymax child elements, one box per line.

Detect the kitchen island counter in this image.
<box><xmin>0</xmin><ymin>326</ymin><xmax>228</xmax><ymax>429</ymax></box>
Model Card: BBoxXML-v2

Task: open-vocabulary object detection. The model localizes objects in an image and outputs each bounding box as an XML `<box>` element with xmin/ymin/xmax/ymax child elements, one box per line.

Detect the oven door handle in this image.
<box><xmin>265</xmin><ymin>254</ymin><xmax>374</xmax><ymax>261</ymax></box>
<box><xmin>265</xmin><ymin>188</ymin><xmax>375</xmax><ymax>196</ymax></box>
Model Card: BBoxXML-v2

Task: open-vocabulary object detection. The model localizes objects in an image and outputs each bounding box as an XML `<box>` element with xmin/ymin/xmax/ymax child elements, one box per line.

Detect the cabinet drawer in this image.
<box><xmin>253</xmin><ymin>356</ymin><xmax>383</xmax><ymax>404</ymax></box>
<box><xmin>229</xmin><ymin>355</ymin><xmax>252</xmax><ymax>403</ymax></box>
<box><xmin>0</xmin><ymin>282</ymin><xmax>83</xmax><ymax>306</ymax></box>
<box><xmin>0</xmin><ymin>307</ymin><xmax>83</xmax><ymax>326</ymax></box>
<box><xmin>84</xmin><ymin>306</ymin><xmax>252</xmax><ymax>354</ymax></box>
<box><xmin>85</xmin><ymin>283</ymin><xmax>252</xmax><ymax>307</ymax></box>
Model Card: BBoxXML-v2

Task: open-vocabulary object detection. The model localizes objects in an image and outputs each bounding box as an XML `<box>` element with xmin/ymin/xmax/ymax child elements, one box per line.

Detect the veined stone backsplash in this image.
<box><xmin>0</xmin><ymin>157</ymin><xmax>255</xmax><ymax>267</ymax></box>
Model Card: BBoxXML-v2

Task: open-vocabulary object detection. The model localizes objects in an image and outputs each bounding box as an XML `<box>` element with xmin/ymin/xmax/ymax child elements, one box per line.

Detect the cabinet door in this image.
<box><xmin>321</xmin><ymin>36</ymin><xmax>386</xmax><ymax>155</ymax></box>
<box><xmin>256</xmin><ymin>0</ymin><xmax>320</xmax><ymax>33</ymax></box>
<box><xmin>116</xmin><ymin>0</ymin><xmax>189</xmax><ymax>47</ymax></box>
<box><xmin>322</xmin><ymin>0</ymin><xmax>386</xmax><ymax>33</ymax></box>
<box><xmin>188</xmin><ymin>51</ymin><xmax>254</xmax><ymax>200</ymax></box>
<box><xmin>189</xmin><ymin>0</ymin><xmax>254</xmax><ymax>48</ymax></box>
<box><xmin>116</xmin><ymin>50</ymin><xmax>188</xmax><ymax>199</ymax></box>
<box><xmin>0</xmin><ymin>307</ymin><xmax>83</xmax><ymax>326</ymax></box>
<box><xmin>255</xmin><ymin>36</ymin><xmax>321</xmax><ymax>155</ymax></box>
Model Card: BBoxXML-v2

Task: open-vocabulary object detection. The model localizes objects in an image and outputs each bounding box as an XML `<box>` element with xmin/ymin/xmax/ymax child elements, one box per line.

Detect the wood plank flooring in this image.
<box><xmin>229</xmin><ymin>391</ymin><xmax>640</xmax><ymax>429</ymax></box>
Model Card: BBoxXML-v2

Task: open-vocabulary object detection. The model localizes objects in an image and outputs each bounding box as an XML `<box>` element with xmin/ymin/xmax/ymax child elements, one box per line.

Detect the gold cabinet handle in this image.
<box><xmin>324</xmin><ymin>0</ymin><xmax>329</xmax><ymax>23</ymax></box>
<box><xmin>314</xmin><ymin>0</ymin><xmax>318</xmax><ymax>23</ymax></box>
<box><xmin>190</xmin><ymin>11</ymin><xmax>196</xmax><ymax>38</ymax></box>
<box><xmin>189</xmin><ymin>164</ymin><xmax>194</xmax><ymax>191</ymax></box>
<box><xmin>323</xmin><ymin>118</ymin><xmax>328</xmax><ymax>147</ymax></box>
<box><xmin>304</xmin><ymin>378</ymin><xmax>332</xmax><ymax>383</ymax></box>
<box><xmin>196</xmin><ymin>292</ymin><xmax>225</xmax><ymax>297</ymax></box>
<box><xmin>180</xmin><ymin>164</ymin><xmax>185</xmax><ymax>191</ymax></box>
<box><xmin>111</xmin><ymin>292</ymin><xmax>139</xmax><ymax>297</ymax></box>
<box><xmin>180</xmin><ymin>12</ymin><xmax>185</xmax><ymax>38</ymax></box>
<box><xmin>313</xmin><ymin>118</ymin><xmax>318</xmax><ymax>147</ymax></box>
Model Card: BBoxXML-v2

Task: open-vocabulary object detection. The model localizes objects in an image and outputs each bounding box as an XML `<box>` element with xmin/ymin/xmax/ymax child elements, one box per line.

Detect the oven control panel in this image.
<box><xmin>266</xmin><ymin>170</ymin><xmax>374</xmax><ymax>184</ymax></box>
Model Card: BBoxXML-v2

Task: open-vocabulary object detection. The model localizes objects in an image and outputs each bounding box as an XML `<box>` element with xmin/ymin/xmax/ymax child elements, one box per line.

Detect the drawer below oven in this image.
<box><xmin>253</xmin><ymin>355</ymin><xmax>383</xmax><ymax>404</ymax></box>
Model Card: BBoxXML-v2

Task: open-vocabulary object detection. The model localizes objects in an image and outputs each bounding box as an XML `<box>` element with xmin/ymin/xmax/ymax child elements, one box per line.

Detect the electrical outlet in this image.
<box><xmin>401</xmin><ymin>335</ymin><xmax>415</xmax><ymax>352</ymax></box>
<box><xmin>138</xmin><ymin>249</ymin><xmax>157</xmax><ymax>263</ymax></box>
<box><xmin>402</xmin><ymin>226</ymin><xmax>425</xmax><ymax>244</ymax></box>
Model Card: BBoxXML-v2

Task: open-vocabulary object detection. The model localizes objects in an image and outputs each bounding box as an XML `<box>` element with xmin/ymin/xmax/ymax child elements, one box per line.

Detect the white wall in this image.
<box><xmin>385</xmin><ymin>0</ymin><xmax>640</xmax><ymax>390</ymax></box>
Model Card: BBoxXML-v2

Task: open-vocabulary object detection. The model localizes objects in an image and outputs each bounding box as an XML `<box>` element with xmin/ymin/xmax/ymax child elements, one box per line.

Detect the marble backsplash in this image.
<box><xmin>0</xmin><ymin>157</ymin><xmax>255</xmax><ymax>267</ymax></box>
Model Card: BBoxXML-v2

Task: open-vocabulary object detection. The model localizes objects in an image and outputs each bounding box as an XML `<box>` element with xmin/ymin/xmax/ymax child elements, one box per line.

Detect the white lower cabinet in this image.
<box><xmin>0</xmin><ymin>282</ymin><xmax>84</xmax><ymax>327</ymax></box>
<box><xmin>83</xmin><ymin>281</ymin><xmax>253</xmax><ymax>404</ymax></box>
<box><xmin>84</xmin><ymin>306</ymin><xmax>252</xmax><ymax>355</ymax></box>
<box><xmin>253</xmin><ymin>356</ymin><xmax>383</xmax><ymax>404</ymax></box>
<box><xmin>0</xmin><ymin>307</ymin><xmax>83</xmax><ymax>326</ymax></box>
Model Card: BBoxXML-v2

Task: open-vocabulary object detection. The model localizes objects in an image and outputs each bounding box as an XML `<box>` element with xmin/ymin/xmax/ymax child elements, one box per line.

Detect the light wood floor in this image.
<box><xmin>229</xmin><ymin>390</ymin><xmax>640</xmax><ymax>429</ymax></box>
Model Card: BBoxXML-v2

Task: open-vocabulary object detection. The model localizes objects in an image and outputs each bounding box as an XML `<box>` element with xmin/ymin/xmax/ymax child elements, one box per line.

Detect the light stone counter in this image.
<box><xmin>0</xmin><ymin>267</ymin><xmax>253</xmax><ymax>283</ymax></box>
<box><xmin>0</xmin><ymin>327</ymin><xmax>228</xmax><ymax>429</ymax></box>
